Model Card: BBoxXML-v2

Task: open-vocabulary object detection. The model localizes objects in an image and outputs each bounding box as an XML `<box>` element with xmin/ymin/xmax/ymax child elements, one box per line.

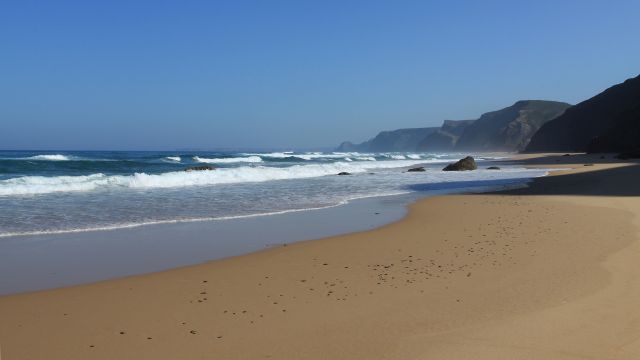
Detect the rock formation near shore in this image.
<box><xmin>526</xmin><ymin>74</ymin><xmax>640</xmax><ymax>153</ymax></box>
<box><xmin>442</xmin><ymin>156</ymin><xmax>477</xmax><ymax>171</ymax></box>
<box><xmin>185</xmin><ymin>166</ymin><xmax>215</xmax><ymax>171</ymax></box>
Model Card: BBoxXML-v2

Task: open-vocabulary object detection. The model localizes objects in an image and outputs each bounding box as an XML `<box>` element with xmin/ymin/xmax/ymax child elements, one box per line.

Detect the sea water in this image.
<box><xmin>0</xmin><ymin>150</ymin><xmax>546</xmax><ymax>238</ymax></box>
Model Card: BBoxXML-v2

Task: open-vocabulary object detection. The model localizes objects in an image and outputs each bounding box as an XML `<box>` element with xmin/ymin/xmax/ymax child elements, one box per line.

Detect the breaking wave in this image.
<box><xmin>26</xmin><ymin>154</ymin><xmax>71</xmax><ymax>161</ymax></box>
<box><xmin>0</xmin><ymin>159</ymin><xmax>431</xmax><ymax>196</ymax></box>
<box><xmin>193</xmin><ymin>155</ymin><xmax>263</xmax><ymax>164</ymax></box>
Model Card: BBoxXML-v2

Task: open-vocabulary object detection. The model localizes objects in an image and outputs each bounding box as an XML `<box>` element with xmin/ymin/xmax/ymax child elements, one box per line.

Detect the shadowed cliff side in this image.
<box><xmin>454</xmin><ymin>100</ymin><xmax>570</xmax><ymax>152</ymax></box>
<box><xmin>526</xmin><ymin>74</ymin><xmax>640</xmax><ymax>152</ymax></box>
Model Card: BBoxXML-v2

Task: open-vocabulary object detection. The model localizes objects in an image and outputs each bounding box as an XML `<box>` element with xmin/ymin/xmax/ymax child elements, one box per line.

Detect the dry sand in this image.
<box><xmin>1</xmin><ymin>153</ymin><xmax>640</xmax><ymax>359</ymax></box>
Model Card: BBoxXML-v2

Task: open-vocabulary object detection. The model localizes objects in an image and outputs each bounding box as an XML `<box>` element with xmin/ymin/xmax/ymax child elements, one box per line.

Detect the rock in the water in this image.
<box><xmin>442</xmin><ymin>156</ymin><xmax>477</xmax><ymax>171</ymax></box>
<box><xmin>337</xmin><ymin>172</ymin><xmax>352</xmax><ymax>176</ymax></box>
<box><xmin>407</xmin><ymin>167</ymin><xmax>426</xmax><ymax>172</ymax></box>
<box><xmin>486</xmin><ymin>166</ymin><xmax>501</xmax><ymax>170</ymax></box>
<box><xmin>185</xmin><ymin>166</ymin><xmax>215</xmax><ymax>171</ymax></box>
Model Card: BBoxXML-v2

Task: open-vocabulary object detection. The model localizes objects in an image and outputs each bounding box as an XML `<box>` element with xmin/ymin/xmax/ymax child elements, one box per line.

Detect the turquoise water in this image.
<box><xmin>0</xmin><ymin>150</ymin><xmax>546</xmax><ymax>237</ymax></box>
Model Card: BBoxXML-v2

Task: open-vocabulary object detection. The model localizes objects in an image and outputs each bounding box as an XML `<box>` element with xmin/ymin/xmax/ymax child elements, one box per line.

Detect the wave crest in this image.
<box><xmin>193</xmin><ymin>156</ymin><xmax>263</xmax><ymax>164</ymax></box>
<box><xmin>27</xmin><ymin>154</ymin><xmax>71</xmax><ymax>161</ymax></box>
<box><xmin>0</xmin><ymin>159</ymin><xmax>430</xmax><ymax>196</ymax></box>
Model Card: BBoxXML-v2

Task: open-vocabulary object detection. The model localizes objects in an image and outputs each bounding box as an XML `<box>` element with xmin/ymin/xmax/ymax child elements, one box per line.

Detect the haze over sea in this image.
<box><xmin>0</xmin><ymin>150</ymin><xmax>547</xmax><ymax>238</ymax></box>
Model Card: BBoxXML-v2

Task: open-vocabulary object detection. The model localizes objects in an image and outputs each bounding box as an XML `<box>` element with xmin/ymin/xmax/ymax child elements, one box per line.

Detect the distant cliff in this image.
<box><xmin>454</xmin><ymin>100</ymin><xmax>571</xmax><ymax>152</ymax></box>
<box><xmin>337</xmin><ymin>100</ymin><xmax>569</xmax><ymax>153</ymax></box>
<box><xmin>526</xmin><ymin>74</ymin><xmax>640</xmax><ymax>153</ymax></box>
<box><xmin>416</xmin><ymin>120</ymin><xmax>475</xmax><ymax>151</ymax></box>
<box><xmin>336</xmin><ymin>127</ymin><xmax>439</xmax><ymax>152</ymax></box>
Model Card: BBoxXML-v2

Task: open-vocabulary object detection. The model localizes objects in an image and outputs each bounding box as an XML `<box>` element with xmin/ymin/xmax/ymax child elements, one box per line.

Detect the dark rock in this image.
<box><xmin>563</xmin><ymin>154</ymin><xmax>571</xmax><ymax>156</ymax></box>
<box><xmin>407</xmin><ymin>167</ymin><xmax>426</xmax><ymax>172</ymax></box>
<box><xmin>486</xmin><ymin>166</ymin><xmax>501</xmax><ymax>170</ymax></box>
<box><xmin>443</xmin><ymin>156</ymin><xmax>477</xmax><ymax>171</ymax></box>
<box><xmin>185</xmin><ymin>166</ymin><xmax>215</xmax><ymax>171</ymax></box>
<box><xmin>337</xmin><ymin>172</ymin><xmax>352</xmax><ymax>176</ymax></box>
<box><xmin>584</xmin><ymin>163</ymin><xmax>595</xmax><ymax>166</ymax></box>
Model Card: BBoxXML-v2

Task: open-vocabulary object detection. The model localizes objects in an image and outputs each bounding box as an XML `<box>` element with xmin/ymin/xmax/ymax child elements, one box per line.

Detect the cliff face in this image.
<box><xmin>416</xmin><ymin>120</ymin><xmax>475</xmax><ymax>151</ymax></box>
<box><xmin>336</xmin><ymin>127</ymin><xmax>439</xmax><ymax>152</ymax></box>
<box><xmin>526</xmin><ymin>74</ymin><xmax>640</xmax><ymax>152</ymax></box>
<box><xmin>337</xmin><ymin>100</ymin><xmax>571</xmax><ymax>153</ymax></box>
<box><xmin>455</xmin><ymin>100</ymin><xmax>571</xmax><ymax>152</ymax></box>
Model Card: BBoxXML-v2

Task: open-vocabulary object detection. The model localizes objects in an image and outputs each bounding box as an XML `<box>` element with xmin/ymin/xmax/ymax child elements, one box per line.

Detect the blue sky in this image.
<box><xmin>1</xmin><ymin>0</ymin><xmax>639</xmax><ymax>150</ymax></box>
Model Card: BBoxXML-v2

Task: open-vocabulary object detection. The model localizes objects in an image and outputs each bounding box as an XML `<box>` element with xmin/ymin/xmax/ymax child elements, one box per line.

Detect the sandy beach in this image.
<box><xmin>1</xmin><ymin>153</ymin><xmax>640</xmax><ymax>359</ymax></box>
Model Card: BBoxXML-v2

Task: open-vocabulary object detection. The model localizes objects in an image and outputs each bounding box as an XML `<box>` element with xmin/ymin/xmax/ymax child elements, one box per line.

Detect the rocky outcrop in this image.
<box><xmin>487</xmin><ymin>166</ymin><xmax>501</xmax><ymax>170</ymax></box>
<box><xmin>442</xmin><ymin>156</ymin><xmax>477</xmax><ymax>171</ymax></box>
<box><xmin>455</xmin><ymin>100</ymin><xmax>570</xmax><ymax>152</ymax></box>
<box><xmin>416</xmin><ymin>120</ymin><xmax>475</xmax><ymax>151</ymax></box>
<box><xmin>336</xmin><ymin>127</ymin><xmax>439</xmax><ymax>152</ymax></box>
<box><xmin>185</xmin><ymin>166</ymin><xmax>215</xmax><ymax>171</ymax></box>
<box><xmin>407</xmin><ymin>167</ymin><xmax>426</xmax><ymax>172</ymax></box>
<box><xmin>526</xmin><ymin>74</ymin><xmax>640</xmax><ymax>153</ymax></box>
<box><xmin>337</xmin><ymin>172</ymin><xmax>352</xmax><ymax>175</ymax></box>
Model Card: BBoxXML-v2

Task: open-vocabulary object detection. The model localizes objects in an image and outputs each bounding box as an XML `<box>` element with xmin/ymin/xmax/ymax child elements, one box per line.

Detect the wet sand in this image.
<box><xmin>1</xmin><ymin>153</ymin><xmax>640</xmax><ymax>359</ymax></box>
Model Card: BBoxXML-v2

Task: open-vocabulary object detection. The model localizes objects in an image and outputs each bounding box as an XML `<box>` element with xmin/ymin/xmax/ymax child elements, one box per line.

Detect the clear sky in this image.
<box><xmin>1</xmin><ymin>0</ymin><xmax>639</xmax><ymax>150</ymax></box>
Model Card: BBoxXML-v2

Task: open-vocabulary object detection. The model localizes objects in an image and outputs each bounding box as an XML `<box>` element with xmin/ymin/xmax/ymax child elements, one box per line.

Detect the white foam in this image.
<box><xmin>407</xmin><ymin>154</ymin><xmax>422</xmax><ymax>159</ymax></box>
<box><xmin>244</xmin><ymin>151</ymin><xmax>383</xmax><ymax>162</ymax></box>
<box><xmin>293</xmin><ymin>153</ymin><xmax>349</xmax><ymax>160</ymax></box>
<box><xmin>0</xmin><ymin>159</ymin><xmax>429</xmax><ymax>196</ymax></box>
<box><xmin>26</xmin><ymin>154</ymin><xmax>71</xmax><ymax>161</ymax></box>
<box><xmin>389</xmin><ymin>155</ymin><xmax>407</xmax><ymax>160</ymax></box>
<box><xmin>246</xmin><ymin>152</ymin><xmax>294</xmax><ymax>159</ymax></box>
<box><xmin>0</xmin><ymin>174</ymin><xmax>115</xmax><ymax>196</ymax></box>
<box><xmin>164</xmin><ymin>156</ymin><xmax>181</xmax><ymax>162</ymax></box>
<box><xmin>193</xmin><ymin>155</ymin><xmax>263</xmax><ymax>164</ymax></box>
<box><xmin>0</xmin><ymin>191</ymin><xmax>412</xmax><ymax>238</ymax></box>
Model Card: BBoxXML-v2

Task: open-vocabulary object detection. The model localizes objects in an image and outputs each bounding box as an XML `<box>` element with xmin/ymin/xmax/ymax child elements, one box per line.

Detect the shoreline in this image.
<box><xmin>2</xmin><ymin>153</ymin><xmax>640</xmax><ymax>359</ymax></box>
<box><xmin>0</xmin><ymin>158</ymin><xmax>542</xmax><ymax>295</ymax></box>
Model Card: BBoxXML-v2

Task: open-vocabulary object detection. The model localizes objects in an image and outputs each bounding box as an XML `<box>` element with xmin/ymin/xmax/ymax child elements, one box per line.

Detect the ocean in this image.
<box><xmin>0</xmin><ymin>150</ymin><xmax>547</xmax><ymax>238</ymax></box>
